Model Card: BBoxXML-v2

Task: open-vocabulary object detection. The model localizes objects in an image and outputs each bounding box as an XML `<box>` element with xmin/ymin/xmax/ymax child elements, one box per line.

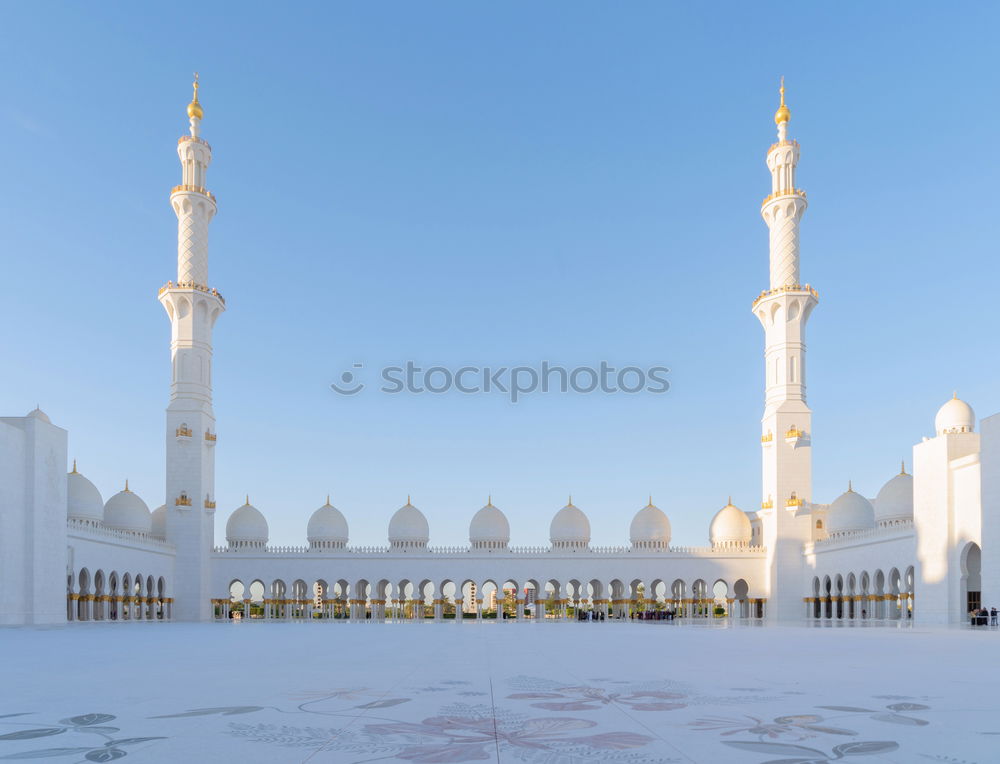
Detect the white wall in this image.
<box><xmin>0</xmin><ymin>415</ymin><xmax>68</xmax><ymax>625</ymax></box>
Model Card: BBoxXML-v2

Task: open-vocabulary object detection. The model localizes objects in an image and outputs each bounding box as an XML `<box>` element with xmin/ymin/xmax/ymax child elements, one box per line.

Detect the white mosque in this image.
<box><xmin>2</xmin><ymin>79</ymin><xmax>996</xmax><ymax>628</ymax></box>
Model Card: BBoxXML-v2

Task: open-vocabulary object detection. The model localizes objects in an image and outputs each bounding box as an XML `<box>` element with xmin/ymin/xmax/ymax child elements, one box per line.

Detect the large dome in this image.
<box><xmin>710</xmin><ymin>499</ymin><xmax>752</xmax><ymax>548</ymax></box>
<box><xmin>826</xmin><ymin>485</ymin><xmax>875</xmax><ymax>537</ymax></box>
<box><xmin>67</xmin><ymin>464</ymin><xmax>103</xmax><ymax>525</ymax></box>
<box><xmin>469</xmin><ymin>500</ymin><xmax>510</xmax><ymax>549</ymax></box>
<box><xmin>550</xmin><ymin>500</ymin><xmax>590</xmax><ymax>549</ymax></box>
<box><xmin>874</xmin><ymin>467</ymin><xmax>913</xmax><ymax>526</ymax></box>
<box><xmin>150</xmin><ymin>504</ymin><xmax>168</xmax><ymax>539</ymax></box>
<box><xmin>26</xmin><ymin>406</ymin><xmax>51</xmax><ymax>423</ymax></box>
<box><xmin>103</xmin><ymin>484</ymin><xmax>152</xmax><ymax>534</ymax></box>
<box><xmin>226</xmin><ymin>500</ymin><xmax>269</xmax><ymax>549</ymax></box>
<box><xmin>307</xmin><ymin>498</ymin><xmax>349</xmax><ymax>549</ymax></box>
<box><xmin>388</xmin><ymin>499</ymin><xmax>429</xmax><ymax>549</ymax></box>
<box><xmin>935</xmin><ymin>394</ymin><xmax>975</xmax><ymax>435</ymax></box>
<box><xmin>629</xmin><ymin>500</ymin><xmax>671</xmax><ymax>549</ymax></box>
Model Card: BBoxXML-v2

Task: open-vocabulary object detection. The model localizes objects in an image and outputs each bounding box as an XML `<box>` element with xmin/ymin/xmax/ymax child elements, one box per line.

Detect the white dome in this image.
<box><xmin>67</xmin><ymin>465</ymin><xmax>103</xmax><ymax>524</ymax></box>
<box><xmin>826</xmin><ymin>485</ymin><xmax>875</xmax><ymax>537</ymax></box>
<box><xmin>469</xmin><ymin>501</ymin><xmax>510</xmax><ymax>548</ymax></box>
<box><xmin>388</xmin><ymin>500</ymin><xmax>429</xmax><ymax>548</ymax></box>
<box><xmin>27</xmin><ymin>407</ymin><xmax>51</xmax><ymax>423</ymax></box>
<box><xmin>874</xmin><ymin>468</ymin><xmax>913</xmax><ymax>525</ymax></box>
<box><xmin>710</xmin><ymin>500</ymin><xmax>752</xmax><ymax>548</ymax></box>
<box><xmin>226</xmin><ymin>501</ymin><xmax>269</xmax><ymax>548</ymax></box>
<box><xmin>629</xmin><ymin>501</ymin><xmax>671</xmax><ymax>549</ymax></box>
<box><xmin>307</xmin><ymin>499</ymin><xmax>349</xmax><ymax>548</ymax></box>
<box><xmin>935</xmin><ymin>395</ymin><xmax>975</xmax><ymax>435</ymax></box>
<box><xmin>550</xmin><ymin>500</ymin><xmax>590</xmax><ymax>548</ymax></box>
<box><xmin>103</xmin><ymin>485</ymin><xmax>152</xmax><ymax>534</ymax></box>
<box><xmin>150</xmin><ymin>505</ymin><xmax>168</xmax><ymax>539</ymax></box>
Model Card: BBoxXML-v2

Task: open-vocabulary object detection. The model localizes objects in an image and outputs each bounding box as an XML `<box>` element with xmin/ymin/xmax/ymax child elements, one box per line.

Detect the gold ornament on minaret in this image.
<box><xmin>187</xmin><ymin>72</ymin><xmax>204</xmax><ymax>120</ymax></box>
<box><xmin>774</xmin><ymin>76</ymin><xmax>790</xmax><ymax>125</ymax></box>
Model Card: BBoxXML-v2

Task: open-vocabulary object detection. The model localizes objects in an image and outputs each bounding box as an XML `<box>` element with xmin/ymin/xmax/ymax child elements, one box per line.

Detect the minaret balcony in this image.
<box><xmin>204</xmin><ymin>499</ymin><xmax>216</xmax><ymax>510</ymax></box>
<box><xmin>177</xmin><ymin>135</ymin><xmax>211</xmax><ymax>150</ymax></box>
<box><xmin>170</xmin><ymin>184</ymin><xmax>216</xmax><ymax>202</ymax></box>
<box><xmin>760</xmin><ymin>188</ymin><xmax>807</xmax><ymax>206</ymax></box>
<box><xmin>784</xmin><ymin>426</ymin><xmax>809</xmax><ymax>446</ymax></box>
<box><xmin>761</xmin><ymin>432</ymin><xmax>774</xmax><ymax>446</ymax></box>
<box><xmin>767</xmin><ymin>139</ymin><xmax>799</xmax><ymax>154</ymax></box>
<box><xmin>204</xmin><ymin>431</ymin><xmax>217</xmax><ymax>446</ymax></box>
<box><xmin>175</xmin><ymin>425</ymin><xmax>193</xmax><ymax>441</ymax></box>
<box><xmin>751</xmin><ymin>283</ymin><xmax>818</xmax><ymax>309</ymax></box>
<box><xmin>158</xmin><ymin>281</ymin><xmax>225</xmax><ymax>305</ymax></box>
<box><xmin>761</xmin><ymin>498</ymin><xmax>774</xmax><ymax>510</ymax></box>
<box><xmin>785</xmin><ymin>493</ymin><xmax>804</xmax><ymax>508</ymax></box>
<box><xmin>175</xmin><ymin>493</ymin><xmax>192</xmax><ymax>507</ymax></box>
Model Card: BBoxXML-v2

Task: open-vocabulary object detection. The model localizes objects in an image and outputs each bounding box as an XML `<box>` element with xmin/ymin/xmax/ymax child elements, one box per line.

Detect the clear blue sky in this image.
<box><xmin>2</xmin><ymin>3</ymin><xmax>998</xmax><ymax>548</ymax></box>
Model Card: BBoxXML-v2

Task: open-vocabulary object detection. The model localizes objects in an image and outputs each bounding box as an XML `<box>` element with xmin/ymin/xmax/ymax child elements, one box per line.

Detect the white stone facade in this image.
<box><xmin>1</xmin><ymin>80</ymin><xmax>996</xmax><ymax>627</ymax></box>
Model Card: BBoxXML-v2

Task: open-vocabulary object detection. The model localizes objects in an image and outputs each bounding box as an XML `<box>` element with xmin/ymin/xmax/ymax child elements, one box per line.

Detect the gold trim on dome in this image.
<box><xmin>187</xmin><ymin>72</ymin><xmax>203</xmax><ymax>120</ymax></box>
<box><xmin>774</xmin><ymin>76</ymin><xmax>790</xmax><ymax>125</ymax></box>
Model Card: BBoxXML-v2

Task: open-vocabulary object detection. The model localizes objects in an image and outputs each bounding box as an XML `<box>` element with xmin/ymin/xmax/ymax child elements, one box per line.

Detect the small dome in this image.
<box><xmin>67</xmin><ymin>464</ymin><xmax>103</xmax><ymax>524</ymax></box>
<box><xmin>826</xmin><ymin>484</ymin><xmax>876</xmax><ymax>537</ymax></box>
<box><xmin>550</xmin><ymin>499</ymin><xmax>591</xmax><ymax>548</ymax></box>
<box><xmin>469</xmin><ymin>500</ymin><xmax>510</xmax><ymax>548</ymax></box>
<box><xmin>629</xmin><ymin>500</ymin><xmax>671</xmax><ymax>549</ymax></box>
<box><xmin>710</xmin><ymin>499</ymin><xmax>752</xmax><ymax>548</ymax></box>
<box><xmin>103</xmin><ymin>484</ymin><xmax>152</xmax><ymax>534</ymax></box>
<box><xmin>187</xmin><ymin>76</ymin><xmax>203</xmax><ymax>120</ymax></box>
<box><xmin>874</xmin><ymin>467</ymin><xmax>913</xmax><ymax>525</ymax></box>
<box><xmin>307</xmin><ymin>498</ymin><xmax>349</xmax><ymax>549</ymax></box>
<box><xmin>150</xmin><ymin>505</ymin><xmax>168</xmax><ymax>539</ymax></box>
<box><xmin>27</xmin><ymin>407</ymin><xmax>51</xmax><ymax>423</ymax></box>
<box><xmin>226</xmin><ymin>500</ymin><xmax>269</xmax><ymax>548</ymax></box>
<box><xmin>935</xmin><ymin>394</ymin><xmax>975</xmax><ymax>435</ymax></box>
<box><xmin>388</xmin><ymin>499</ymin><xmax>429</xmax><ymax>548</ymax></box>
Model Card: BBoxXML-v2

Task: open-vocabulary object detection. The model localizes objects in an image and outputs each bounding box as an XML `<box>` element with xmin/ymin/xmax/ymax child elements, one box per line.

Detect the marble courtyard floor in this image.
<box><xmin>2</xmin><ymin>620</ymin><xmax>999</xmax><ymax>763</ymax></box>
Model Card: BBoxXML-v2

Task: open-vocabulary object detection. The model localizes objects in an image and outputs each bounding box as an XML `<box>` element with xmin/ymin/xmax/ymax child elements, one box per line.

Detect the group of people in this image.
<box><xmin>631</xmin><ymin>609</ymin><xmax>677</xmax><ymax>621</ymax></box>
<box><xmin>969</xmin><ymin>606</ymin><xmax>998</xmax><ymax>626</ymax></box>
<box><xmin>575</xmin><ymin>610</ymin><xmax>607</xmax><ymax>621</ymax></box>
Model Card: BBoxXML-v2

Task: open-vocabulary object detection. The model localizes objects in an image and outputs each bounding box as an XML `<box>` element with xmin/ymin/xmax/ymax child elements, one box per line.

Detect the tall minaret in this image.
<box><xmin>754</xmin><ymin>79</ymin><xmax>818</xmax><ymax>621</ymax></box>
<box><xmin>159</xmin><ymin>75</ymin><xmax>225</xmax><ymax>621</ymax></box>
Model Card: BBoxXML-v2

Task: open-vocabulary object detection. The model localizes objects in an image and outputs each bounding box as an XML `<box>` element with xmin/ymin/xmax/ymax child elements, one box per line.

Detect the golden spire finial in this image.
<box><xmin>187</xmin><ymin>72</ymin><xmax>204</xmax><ymax>120</ymax></box>
<box><xmin>728</xmin><ymin>495</ymin><xmax>733</xmax><ymax>506</ymax></box>
<box><xmin>71</xmin><ymin>459</ymin><xmax>77</xmax><ymax>474</ymax></box>
<box><xmin>124</xmin><ymin>479</ymin><xmax>130</xmax><ymax>492</ymax></box>
<box><xmin>774</xmin><ymin>76</ymin><xmax>791</xmax><ymax>125</ymax></box>
<box><xmin>245</xmin><ymin>493</ymin><xmax>249</xmax><ymax>505</ymax></box>
<box><xmin>648</xmin><ymin>494</ymin><xmax>653</xmax><ymax>507</ymax></box>
<box><xmin>848</xmin><ymin>480</ymin><xmax>853</xmax><ymax>492</ymax></box>
<box><xmin>407</xmin><ymin>494</ymin><xmax>411</xmax><ymax>505</ymax></box>
<box><xmin>568</xmin><ymin>494</ymin><xmax>573</xmax><ymax>506</ymax></box>
<box><xmin>488</xmin><ymin>494</ymin><xmax>492</xmax><ymax>506</ymax></box>
<box><xmin>326</xmin><ymin>494</ymin><xmax>330</xmax><ymax>506</ymax></box>
<box><xmin>953</xmin><ymin>391</ymin><xmax>958</xmax><ymax>400</ymax></box>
